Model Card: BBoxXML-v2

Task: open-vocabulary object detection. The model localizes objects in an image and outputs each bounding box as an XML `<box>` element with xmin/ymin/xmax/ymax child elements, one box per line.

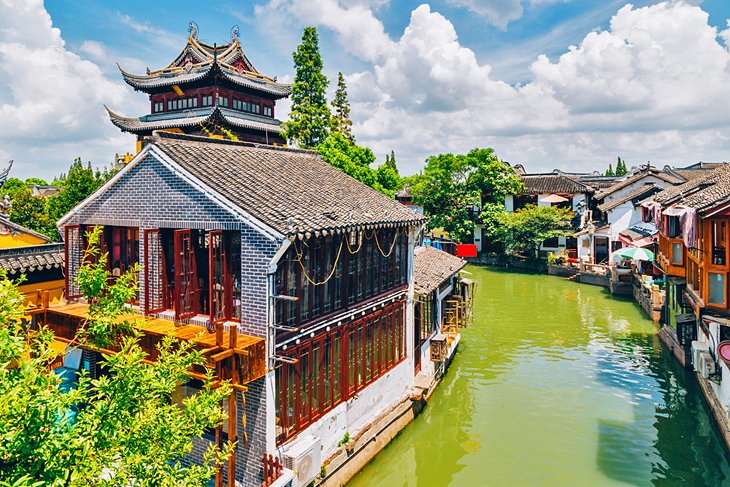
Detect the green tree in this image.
<box><xmin>24</xmin><ymin>178</ymin><xmax>48</xmax><ymax>186</ymax></box>
<box><xmin>0</xmin><ymin>227</ymin><xmax>232</xmax><ymax>486</ymax></box>
<box><xmin>7</xmin><ymin>190</ymin><xmax>56</xmax><ymax>238</ymax></box>
<box><xmin>412</xmin><ymin>148</ymin><xmax>523</xmax><ymax>242</ymax></box>
<box><xmin>604</xmin><ymin>164</ymin><xmax>614</xmax><ymax>176</ymax></box>
<box><xmin>317</xmin><ymin>132</ymin><xmax>392</xmax><ymax>195</ymax></box>
<box><xmin>0</xmin><ymin>178</ymin><xmax>28</xmax><ymax>202</ymax></box>
<box><xmin>486</xmin><ymin>204</ymin><xmax>573</xmax><ymax>258</ymax></box>
<box><xmin>331</xmin><ymin>72</ymin><xmax>354</xmax><ymax>143</ymax></box>
<box><xmin>47</xmin><ymin>159</ymin><xmax>113</xmax><ymax>231</ymax></box>
<box><xmin>285</xmin><ymin>27</ymin><xmax>331</xmax><ymax>148</ymax></box>
<box><xmin>615</xmin><ymin>157</ymin><xmax>628</xmax><ymax>176</ymax></box>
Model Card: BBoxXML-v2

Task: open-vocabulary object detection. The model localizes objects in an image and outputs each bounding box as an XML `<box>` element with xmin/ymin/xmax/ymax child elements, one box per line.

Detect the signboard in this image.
<box><xmin>718</xmin><ymin>341</ymin><xmax>730</xmax><ymax>366</ymax></box>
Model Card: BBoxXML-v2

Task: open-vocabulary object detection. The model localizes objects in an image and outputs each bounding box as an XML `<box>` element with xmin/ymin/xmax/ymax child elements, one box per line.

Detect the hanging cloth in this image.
<box><xmin>681</xmin><ymin>206</ymin><xmax>697</xmax><ymax>249</ymax></box>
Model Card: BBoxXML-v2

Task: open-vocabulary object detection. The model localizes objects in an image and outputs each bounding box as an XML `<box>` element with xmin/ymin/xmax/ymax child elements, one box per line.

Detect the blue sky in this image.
<box><xmin>2</xmin><ymin>0</ymin><xmax>730</xmax><ymax>179</ymax></box>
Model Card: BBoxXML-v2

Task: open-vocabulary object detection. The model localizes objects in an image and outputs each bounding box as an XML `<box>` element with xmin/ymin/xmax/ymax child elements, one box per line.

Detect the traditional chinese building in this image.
<box><xmin>107</xmin><ymin>24</ymin><xmax>291</xmax><ymax>150</ymax></box>
<box><xmin>44</xmin><ymin>131</ymin><xmax>450</xmax><ymax>485</ymax></box>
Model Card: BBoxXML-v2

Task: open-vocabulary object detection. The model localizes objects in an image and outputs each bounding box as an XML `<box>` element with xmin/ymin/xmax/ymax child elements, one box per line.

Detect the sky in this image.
<box><xmin>1</xmin><ymin>0</ymin><xmax>730</xmax><ymax>180</ymax></box>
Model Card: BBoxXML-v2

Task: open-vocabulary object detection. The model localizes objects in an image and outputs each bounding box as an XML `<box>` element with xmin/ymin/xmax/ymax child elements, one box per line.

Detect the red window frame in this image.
<box><xmin>174</xmin><ymin>229</ymin><xmax>199</xmax><ymax>320</ymax></box>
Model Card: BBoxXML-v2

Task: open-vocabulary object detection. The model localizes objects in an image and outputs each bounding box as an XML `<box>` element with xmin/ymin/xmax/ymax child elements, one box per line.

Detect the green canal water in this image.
<box><xmin>349</xmin><ymin>266</ymin><xmax>730</xmax><ymax>486</ymax></box>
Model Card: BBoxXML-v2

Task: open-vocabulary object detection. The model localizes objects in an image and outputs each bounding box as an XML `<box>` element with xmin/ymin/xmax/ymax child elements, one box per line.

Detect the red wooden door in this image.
<box><xmin>174</xmin><ymin>229</ymin><xmax>198</xmax><ymax>319</ymax></box>
<box><xmin>208</xmin><ymin>230</ymin><xmax>230</xmax><ymax>325</ymax></box>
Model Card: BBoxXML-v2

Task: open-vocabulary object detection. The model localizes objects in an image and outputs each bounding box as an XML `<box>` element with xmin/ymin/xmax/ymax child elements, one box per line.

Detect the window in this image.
<box><xmin>642</xmin><ymin>207</ymin><xmax>653</xmax><ymax>223</ymax></box>
<box><xmin>233</xmin><ymin>99</ymin><xmax>242</xmax><ymax>110</ymax></box>
<box><xmin>668</xmin><ymin>216</ymin><xmax>681</xmax><ymax>238</ymax></box>
<box><xmin>275</xmin><ymin>229</ymin><xmax>407</xmax><ymax>329</ymax></box>
<box><xmin>709</xmin><ymin>272</ymin><xmax>726</xmax><ymax>306</ymax></box>
<box><xmin>217</xmin><ymin>96</ymin><xmax>229</xmax><ymax>108</ymax></box>
<box><xmin>712</xmin><ymin>220</ymin><xmax>727</xmax><ymax>266</ymax></box>
<box><xmin>671</xmin><ymin>243</ymin><xmax>683</xmax><ymax>265</ymax></box>
<box><xmin>153</xmin><ymin>101</ymin><xmax>164</xmax><ymax>113</ymax></box>
<box><xmin>275</xmin><ymin>299</ymin><xmax>405</xmax><ymax>442</ymax></box>
<box><xmin>264</xmin><ymin>106</ymin><xmax>273</xmax><ymax>117</ymax></box>
<box><xmin>202</xmin><ymin>95</ymin><xmax>213</xmax><ymax>107</ymax></box>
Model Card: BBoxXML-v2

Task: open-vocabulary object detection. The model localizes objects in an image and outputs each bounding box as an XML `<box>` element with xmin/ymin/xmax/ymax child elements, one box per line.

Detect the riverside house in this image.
<box><xmin>48</xmin><ymin>131</ymin><xmax>434</xmax><ymax>486</ymax></box>
<box><xmin>649</xmin><ymin>163</ymin><xmax>730</xmax><ymax>446</ymax></box>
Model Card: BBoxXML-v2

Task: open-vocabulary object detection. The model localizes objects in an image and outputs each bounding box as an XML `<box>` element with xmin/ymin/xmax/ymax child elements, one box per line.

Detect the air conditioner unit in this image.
<box><xmin>691</xmin><ymin>341</ymin><xmax>709</xmax><ymax>369</ymax></box>
<box><xmin>698</xmin><ymin>351</ymin><xmax>716</xmax><ymax>379</ymax></box>
<box><xmin>283</xmin><ymin>435</ymin><xmax>321</xmax><ymax>487</ymax></box>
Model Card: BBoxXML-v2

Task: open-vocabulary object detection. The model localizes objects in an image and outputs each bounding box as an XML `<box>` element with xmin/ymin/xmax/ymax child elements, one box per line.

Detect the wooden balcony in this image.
<box><xmin>657</xmin><ymin>234</ymin><xmax>686</xmax><ymax>277</ymax></box>
<box><xmin>38</xmin><ymin>300</ymin><xmax>266</xmax><ymax>385</ymax></box>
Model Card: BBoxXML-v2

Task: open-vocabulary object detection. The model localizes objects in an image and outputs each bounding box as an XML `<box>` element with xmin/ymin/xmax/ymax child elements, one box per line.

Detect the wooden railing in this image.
<box><xmin>262</xmin><ymin>453</ymin><xmax>284</xmax><ymax>487</ymax></box>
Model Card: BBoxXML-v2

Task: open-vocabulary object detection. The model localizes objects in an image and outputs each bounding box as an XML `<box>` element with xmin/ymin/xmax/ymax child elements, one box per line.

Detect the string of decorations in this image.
<box><xmin>293</xmin><ymin>227</ymin><xmax>402</xmax><ymax>287</ymax></box>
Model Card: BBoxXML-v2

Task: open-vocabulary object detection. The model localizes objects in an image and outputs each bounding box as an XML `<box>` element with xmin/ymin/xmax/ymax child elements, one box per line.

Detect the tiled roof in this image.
<box><xmin>106</xmin><ymin>106</ymin><xmax>284</xmax><ymax>135</ymax></box>
<box><xmin>594</xmin><ymin>170</ymin><xmax>682</xmax><ymax>200</ymax></box>
<box><xmin>413</xmin><ymin>245</ymin><xmax>466</xmax><ymax>295</ymax></box>
<box><xmin>519</xmin><ymin>174</ymin><xmax>592</xmax><ymax>195</ymax></box>
<box><xmin>0</xmin><ymin>243</ymin><xmax>64</xmax><ymax>275</ymax></box>
<box><xmin>576</xmin><ymin>175</ymin><xmax>619</xmax><ymax>189</ymax></box>
<box><xmin>151</xmin><ymin>132</ymin><xmax>426</xmax><ymax>237</ymax></box>
<box><xmin>119</xmin><ymin>61</ymin><xmax>291</xmax><ymax>98</ymax></box>
<box><xmin>652</xmin><ymin>163</ymin><xmax>730</xmax><ymax>213</ymax></box>
<box><xmin>0</xmin><ymin>217</ymin><xmax>51</xmax><ymax>242</ymax></box>
<box><xmin>597</xmin><ymin>185</ymin><xmax>662</xmax><ymax>213</ymax></box>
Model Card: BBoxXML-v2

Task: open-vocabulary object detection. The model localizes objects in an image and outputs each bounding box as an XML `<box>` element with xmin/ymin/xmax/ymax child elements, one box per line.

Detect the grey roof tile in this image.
<box><xmin>413</xmin><ymin>245</ymin><xmax>466</xmax><ymax>295</ymax></box>
<box><xmin>151</xmin><ymin>132</ymin><xmax>426</xmax><ymax>236</ymax></box>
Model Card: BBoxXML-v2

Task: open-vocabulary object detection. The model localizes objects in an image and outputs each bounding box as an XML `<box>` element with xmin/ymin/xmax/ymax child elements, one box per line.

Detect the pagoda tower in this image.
<box><xmin>107</xmin><ymin>24</ymin><xmax>291</xmax><ymax>149</ymax></box>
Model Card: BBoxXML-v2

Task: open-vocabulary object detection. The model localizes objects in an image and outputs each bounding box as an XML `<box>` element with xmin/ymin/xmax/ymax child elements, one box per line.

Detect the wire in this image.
<box><xmin>294</xmin><ymin>237</ymin><xmax>345</xmax><ymax>286</ymax></box>
<box><xmin>345</xmin><ymin>230</ymin><xmax>363</xmax><ymax>254</ymax></box>
<box><xmin>374</xmin><ymin>227</ymin><xmax>400</xmax><ymax>258</ymax></box>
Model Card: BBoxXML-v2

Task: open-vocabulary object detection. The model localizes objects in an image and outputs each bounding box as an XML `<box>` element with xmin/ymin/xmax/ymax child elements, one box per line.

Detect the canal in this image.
<box><xmin>349</xmin><ymin>266</ymin><xmax>730</xmax><ymax>486</ymax></box>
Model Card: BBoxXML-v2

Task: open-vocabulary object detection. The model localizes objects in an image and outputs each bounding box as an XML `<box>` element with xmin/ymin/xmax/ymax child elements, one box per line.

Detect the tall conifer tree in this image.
<box><xmin>331</xmin><ymin>72</ymin><xmax>354</xmax><ymax>143</ymax></box>
<box><xmin>285</xmin><ymin>27</ymin><xmax>331</xmax><ymax>148</ymax></box>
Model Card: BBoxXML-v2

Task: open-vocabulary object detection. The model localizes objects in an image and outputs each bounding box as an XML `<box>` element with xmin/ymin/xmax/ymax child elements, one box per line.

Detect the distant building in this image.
<box><xmin>106</xmin><ymin>24</ymin><xmax>292</xmax><ymax>150</ymax></box>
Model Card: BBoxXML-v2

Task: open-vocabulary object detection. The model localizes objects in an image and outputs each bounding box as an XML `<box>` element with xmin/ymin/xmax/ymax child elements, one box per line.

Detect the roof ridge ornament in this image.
<box><xmin>188</xmin><ymin>21</ymin><xmax>199</xmax><ymax>39</ymax></box>
<box><xmin>231</xmin><ymin>25</ymin><xmax>240</xmax><ymax>42</ymax></box>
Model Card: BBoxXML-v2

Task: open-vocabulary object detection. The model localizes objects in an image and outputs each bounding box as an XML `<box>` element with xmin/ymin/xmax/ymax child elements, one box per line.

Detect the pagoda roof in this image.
<box><xmin>105</xmin><ymin>106</ymin><xmax>284</xmax><ymax>136</ymax></box>
<box><xmin>118</xmin><ymin>31</ymin><xmax>291</xmax><ymax>98</ymax></box>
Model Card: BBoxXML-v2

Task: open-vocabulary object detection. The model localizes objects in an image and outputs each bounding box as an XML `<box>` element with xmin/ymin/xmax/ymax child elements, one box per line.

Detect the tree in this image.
<box><xmin>615</xmin><ymin>157</ymin><xmax>628</xmax><ymax>176</ymax></box>
<box><xmin>0</xmin><ymin>227</ymin><xmax>232</xmax><ymax>486</ymax></box>
<box><xmin>486</xmin><ymin>204</ymin><xmax>573</xmax><ymax>258</ymax></box>
<box><xmin>316</xmin><ymin>132</ymin><xmax>393</xmax><ymax>195</ymax></box>
<box><xmin>604</xmin><ymin>164</ymin><xmax>614</xmax><ymax>176</ymax></box>
<box><xmin>285</xmin><ymin>27</ymin><xmax>331</xmax><ymax>148</ymax></box>
<box><xmin>24</xmin><ymin>178</ymin><xmax>48</xmax><ymax>186</ymax></box>
<box><xmin>331</xmin><ymin>72</ymin><xmax>354</xmax><ymax>143</ymax></box>
<box><xmin>411</xmin><ymin>148</ymin><xmax>523</xmax><ymax>242</ymax></box>
<box><xmin>0</xmin><ymin>178</ymin><xmax>27</xmax><ymax>202</ymax></box>
<box><xmin>7</xmin><ymin>190</ymin><xmax>56</xmax><ymax>238</ymax></box>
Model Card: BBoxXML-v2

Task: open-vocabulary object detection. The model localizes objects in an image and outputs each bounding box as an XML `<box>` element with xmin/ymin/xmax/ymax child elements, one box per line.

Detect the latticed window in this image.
<box><xmin>64</xmin><ymin>225</ymin><xmax>82</xmax><ymax>299</ymax></box>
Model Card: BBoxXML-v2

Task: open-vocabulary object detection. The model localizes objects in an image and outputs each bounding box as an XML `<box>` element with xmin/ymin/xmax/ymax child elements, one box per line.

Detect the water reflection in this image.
<box><xmin>348</xmin><ymin>267</ymin><xmax>730</xmax><ymax>486</ymax></box>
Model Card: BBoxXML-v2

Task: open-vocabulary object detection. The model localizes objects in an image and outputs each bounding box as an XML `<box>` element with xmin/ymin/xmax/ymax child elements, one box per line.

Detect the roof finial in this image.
<box><xmin>231</xmin><ymin>25</ymin><xmax>240</xmax><ymax>42</ymax></box>
<box><xmin>188</xmin><ymin>21</ymin><xmax>199</xmax><ymax>39</ymax></box>
<box><xmin>0</xmin><ymin>160</ymin><xmax>13</xmax><ymax>186</ymax></box>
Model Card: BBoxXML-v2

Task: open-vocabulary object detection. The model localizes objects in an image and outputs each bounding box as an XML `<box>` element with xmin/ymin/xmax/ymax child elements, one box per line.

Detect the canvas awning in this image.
<box><xmin>542</xmin><ymin>194</ymin><xmax>569</xmax><ymax>204</ymax></box>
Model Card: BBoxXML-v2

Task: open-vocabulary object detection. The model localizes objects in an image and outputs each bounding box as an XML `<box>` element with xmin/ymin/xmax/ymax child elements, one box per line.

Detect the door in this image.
<box><xmin>174</xmin><ymin>229</ymin><xmax>198</xmax><ymax>319</ymax></box>
<box><xmin>594</xmin><ymin>236</ymin><xmax>609</xmax><ymax>264</ymax></box>
<box><xmin>208</xmin><ymin>230</ymin><xmax>230</xmax><ymax>325</ymax></box>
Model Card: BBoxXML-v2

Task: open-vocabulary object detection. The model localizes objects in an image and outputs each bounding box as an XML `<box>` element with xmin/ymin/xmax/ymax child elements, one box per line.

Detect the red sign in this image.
<box><xmin>718</xmin><ymin>341</ymin><xmax>730</xmax><ymax>365</ymax></box>
<box><xmin>457</xmin><ymin>244</ymin><xmax>478</xmax><ymax>257</ymax></box>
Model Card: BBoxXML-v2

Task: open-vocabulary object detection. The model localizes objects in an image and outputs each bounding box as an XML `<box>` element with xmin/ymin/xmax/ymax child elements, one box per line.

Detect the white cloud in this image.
<box><xmin>0</xmin><ymin>0</ymin><xmax>138</xmax><ymax>179</ymax></box>
<box><xmin>259</xmin><ymin>0</ymin><xmax>730</xmax><ymax>174</ymax></box>
<box><xmin>447</xmin><ymin>0</ymin><xmax>523</xmax><ymax>30</ymax></box>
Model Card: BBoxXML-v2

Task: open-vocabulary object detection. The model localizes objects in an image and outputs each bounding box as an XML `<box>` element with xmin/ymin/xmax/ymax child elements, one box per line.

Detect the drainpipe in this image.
<box><xmin>265</xmin><ymin>236</ymin><xmax>292</xmax><ymax>455</ymax></box>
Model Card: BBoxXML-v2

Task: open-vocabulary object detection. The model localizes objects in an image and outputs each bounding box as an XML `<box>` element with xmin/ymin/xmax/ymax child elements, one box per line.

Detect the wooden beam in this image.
<box><xmin>211</xmin><ymin>349</ymin><xmax>235</xmax><ymax>362</ymax></box>
<box><xmin>227</xmin><ymin>356</ymin><xmax>239</xmax><ymax>487</ymax></box>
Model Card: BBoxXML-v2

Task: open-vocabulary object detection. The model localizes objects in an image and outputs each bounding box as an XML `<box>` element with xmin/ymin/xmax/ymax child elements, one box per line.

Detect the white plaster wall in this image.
<box><xmin>608</xmin><ymin>204</ymin><xmax>633</xmax><ymax>241</ymax></box>
<box><xmin>578</xmin><ymin>235</ymin><xmax>592</xmax><ymax>260</ymax></box>
<box><xmin>572</xmin><ymin>194</ymin><xmax>586</xmax><ymax>212</ymax></box>
<box><xmin>473</xmin><ymin>224</ymin><xmax>483</xmax><ymax>253</ymax></box>
<box><xmin>602</xmin><ymin>176</ymin><xmax>667</xmax><ymax>204</ymax></box>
